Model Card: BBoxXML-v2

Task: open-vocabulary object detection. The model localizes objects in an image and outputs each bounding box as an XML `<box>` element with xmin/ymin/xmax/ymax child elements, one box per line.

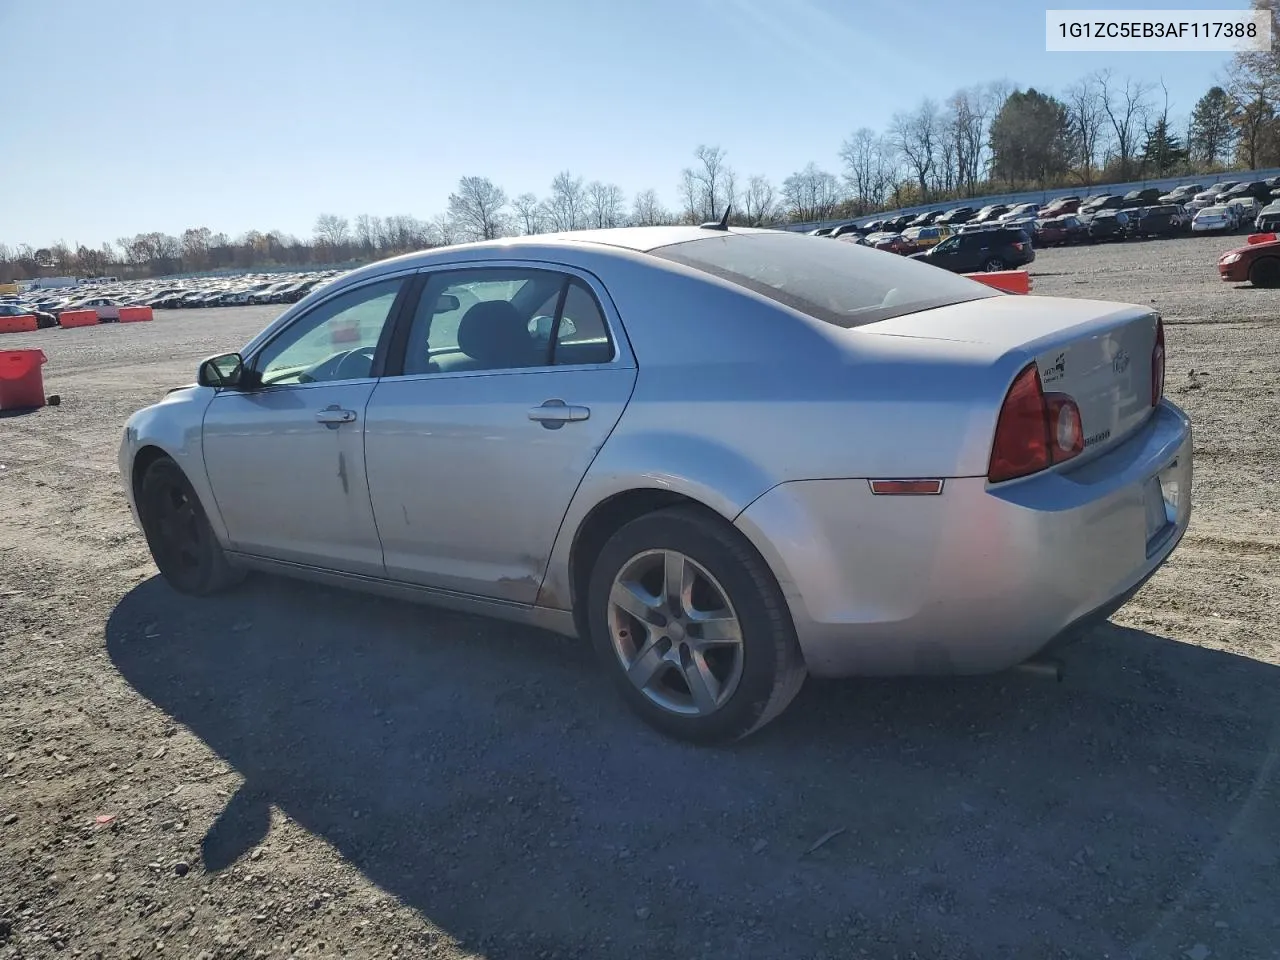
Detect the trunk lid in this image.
<box><xmin>858</xmin><ymin>295</ymin><xmax>1161</xmax><ymax>460</ymax></box>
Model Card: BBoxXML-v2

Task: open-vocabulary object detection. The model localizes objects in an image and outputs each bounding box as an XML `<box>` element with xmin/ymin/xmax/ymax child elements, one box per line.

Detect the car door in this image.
<box><xmin>201</xmin><ymin>274</ymin><xmax>411</xmax><ymax>575</ymax></box>
<box><xmin>944</xmin><ymin>234</ymin><xmax>983</xmax><ymax>271</ymax></box>
<box><xmin>363</xmin><ymin>264</ymin><xmax>637</xmax><ymax>604</ymax></box>
<box><xmin>927</xmin><ymin>236</ymin><xmax>962</xmax><ymax>270</ymax></box>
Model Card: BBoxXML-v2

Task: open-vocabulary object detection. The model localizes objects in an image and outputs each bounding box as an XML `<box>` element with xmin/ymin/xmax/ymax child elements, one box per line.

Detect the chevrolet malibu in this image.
<box><xmin>119</xmin><ymin>226</ymin><xmax>1192</xmax><ymax>743</ymax></box>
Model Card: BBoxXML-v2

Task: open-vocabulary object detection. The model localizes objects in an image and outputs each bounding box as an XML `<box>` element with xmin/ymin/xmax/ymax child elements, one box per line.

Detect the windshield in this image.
<box><xmin>650</xmin><ymin>231</ymin><xmax>998</xmax><ymax>328</ymax></box>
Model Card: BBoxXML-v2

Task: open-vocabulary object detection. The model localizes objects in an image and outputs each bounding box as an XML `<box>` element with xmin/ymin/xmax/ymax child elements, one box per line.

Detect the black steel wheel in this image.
<box><xmin>137</xmin><ymin>457</ymin><xmax>242</xmax><ymax>595</ymax></box>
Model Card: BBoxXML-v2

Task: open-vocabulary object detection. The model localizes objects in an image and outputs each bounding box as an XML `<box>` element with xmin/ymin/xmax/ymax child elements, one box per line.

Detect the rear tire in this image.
<box><xmin>137</xmin><ymin>457</ymin><xmax>243</xmax><ymax>596</ymax></box>
<box><xmin>982</xmin><ymin>258</ymin><xmax>1005</xmax><ymax>272</ymax></box>
<box><xmin>586</xmin><ymin>506</ymin><xmax>806</xmax><ymax>744</ymax></box>
<box><xmin>1250</xmin><ymin>257</ymin><xmax>1280</xmax><ymax>288</ymax></box>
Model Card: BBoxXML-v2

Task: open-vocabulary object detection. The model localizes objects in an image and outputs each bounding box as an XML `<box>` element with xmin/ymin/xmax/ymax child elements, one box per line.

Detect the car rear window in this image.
<box><xmin>649</xmin><ymin>231</ymin><xmax>998</xmax><ymax>328</ymax></box>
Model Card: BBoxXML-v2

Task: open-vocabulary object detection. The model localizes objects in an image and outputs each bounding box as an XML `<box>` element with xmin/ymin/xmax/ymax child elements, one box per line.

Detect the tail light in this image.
<box><xmin>1151</xmin><ymin>316</ymin><xmax>1166</xmax><ymax>407</ymax></box>
<box><xmin>1011</xmin><ymin>241</ymin><xmax>1024</xmax><ymax>251</ymax></box>
<box><xmin>988</xmin><ymin>364</ymin><xmax>1084</xmax><ymax>483</ymax></box>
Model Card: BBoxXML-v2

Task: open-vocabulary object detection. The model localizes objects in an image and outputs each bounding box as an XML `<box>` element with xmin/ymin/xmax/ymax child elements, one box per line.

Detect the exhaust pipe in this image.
<box><xmin>1013</xmin><ymin>656</ymin><xmax>1064</xmax><ymax>682</ymax></box>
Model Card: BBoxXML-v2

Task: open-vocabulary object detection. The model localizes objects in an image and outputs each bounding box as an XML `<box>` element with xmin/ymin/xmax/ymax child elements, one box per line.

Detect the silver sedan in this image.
<box><xmin>119</xmin><ymin>226</ymin><xmax>1192</xmax><ymax>742</ymax></box>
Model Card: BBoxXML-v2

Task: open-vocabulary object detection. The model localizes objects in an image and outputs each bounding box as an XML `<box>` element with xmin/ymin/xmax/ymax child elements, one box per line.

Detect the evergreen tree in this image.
<box><xmin>1188</xmin><ymin>86</ymin><xmax>1238</xmax><ymax>165</ymax></box>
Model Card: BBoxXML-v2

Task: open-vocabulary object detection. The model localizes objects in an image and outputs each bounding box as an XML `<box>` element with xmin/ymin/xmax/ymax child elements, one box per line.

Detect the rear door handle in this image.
<box><xmin>528</xmin><ymin>398</ymin><xmax>590</xmax><ymax>427</ymax></box>
<box><xmin>316</xmin><ymin>406</ymin><xmax>357</xmax><ymax>425</ymax></box>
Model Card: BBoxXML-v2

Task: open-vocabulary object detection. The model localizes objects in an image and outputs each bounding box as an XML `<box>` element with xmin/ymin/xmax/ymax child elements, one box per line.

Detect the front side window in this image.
<box><xmin>651</xmin><ymin>232</ymin><xmax>995</xmax><ymax>328</ymax></box>
<box><xmin>253</xmin><ymin>277</ymin><xmax>404</xmax><ymax>386</ymax></box>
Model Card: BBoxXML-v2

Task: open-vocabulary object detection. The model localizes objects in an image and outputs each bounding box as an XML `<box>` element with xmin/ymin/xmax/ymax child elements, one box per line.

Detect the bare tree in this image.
<box><xmin>781</xmin><ymin>163</ymin><xmax>843</xmax><ymax>222</ymax></box>
<box><xmin>722</xmin><ymin>167</ymin><xmax>738</xmax><ymax>219</ymax></box>
<box><xmin>838</xmin><ymin>128</ymin><xmax>897</xmax><ymax>212</ymax></box>
<box><xmin>1098</xmin><ymin>70</ymin><xmax>1152</xmax><ymax>181</ymax></box>
<box><xmin>354</xmin><ymin>214</ymin><xmax>382</xmax><ymax>253</ymax></box>
<box><xmin>890</xmin><ymin>100</ymin><xmax>940</xmax><ymax>200</ymax></box>
<box><xmin>678</xmin><ymin>169</ymin><xmax>700</xmax><ymax>223</ymax></box>
<box><xmin>547</xmin><ymin>171</ymin><xmax>586</xmax><ymax>231</ymax></box>
<box><xmin>630</xmin><ymin>188</ymin><xmax>668</xmax><ymax>226</ymax></box>
<box><xmin>313</xmin><ymin>214</ymin><xmax>350</xmax><ymax>247</ymax></box>
<box><xmin>431</xmin><ymin>212</ymin><xmax>459</xmax><ymax>247</ymax></box>
<box><xmin>1226</xmin><ymin>46</ymin><xmax>1278</xmax><ymax>169</ymax></box>
<box><xmin>586</xmin><ymin>182</ymin><xmax>627</xmax><ymax>227</ymax></box>
<box><xmin>741</xmin><ymin>175</ymin><xmax>778</xmax><ymax>225</ymax></box>
<box><xmin>942</xmin><ymin>86</ymin><xmax>997</xmax><ymax>196</ymax></box>
<box><xmin>682</xmin><ymin>144</ymin><xmax>734</xmax><ymax>221</ymax></box>
<box><xmin>180</xmin><ymin>227</ymin><xmax>212</xmax><ymax>269</ymax></box>
<box><xmin>1064</xmin><ymin>74</ymin><xmax>1107</xmax><ymax>186</ymax></box>
<box><xmin>447</xmin><ymin>176</ymin><xmax>508</xmax><ymax>241</ymax></box>
<box><xmin>512</xmin><ymin>193</ymin><xmax>547</xmax><ymax>235</ymax></box>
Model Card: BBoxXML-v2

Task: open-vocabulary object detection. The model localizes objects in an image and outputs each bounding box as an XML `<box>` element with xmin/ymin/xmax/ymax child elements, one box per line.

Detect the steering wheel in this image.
<box><xmin>333</xmin><ymin>346</ymin><xmax>376</xmax><ymax>381</ymax></box>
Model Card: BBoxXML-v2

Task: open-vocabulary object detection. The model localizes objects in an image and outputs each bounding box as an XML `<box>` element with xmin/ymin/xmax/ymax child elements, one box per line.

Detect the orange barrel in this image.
<box><xmin>0</xmin><ymin>349</ymin><xmax>48</xmax><ymax>410</ymax></box>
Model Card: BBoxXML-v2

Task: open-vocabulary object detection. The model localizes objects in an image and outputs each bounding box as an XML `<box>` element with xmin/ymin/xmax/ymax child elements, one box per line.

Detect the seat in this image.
<box><xmin>434</xmin><ymin>300</ymin><xmax>545</xmax><ymax>373</ymax></box>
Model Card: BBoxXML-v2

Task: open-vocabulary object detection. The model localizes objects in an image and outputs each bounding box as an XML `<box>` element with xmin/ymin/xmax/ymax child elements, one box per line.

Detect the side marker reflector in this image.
<box><xmin>868</xmin><ymin>479</ymin><xmax>944</xmax><ymax>496</ymax></box>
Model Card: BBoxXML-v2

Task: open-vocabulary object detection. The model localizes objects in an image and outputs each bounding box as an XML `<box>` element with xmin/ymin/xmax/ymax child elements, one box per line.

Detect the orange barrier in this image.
<box><xmin>965</xmin><ymin>270</ymin><xmax>1031</xmax><ymax>294</ymax></box>
<box><xmin>118</xmin><ymin>306</ymin><xmax>153</xmax><ymax>322</ymax></box>
<box><xmin>59</xmin><ymin>310</ymin><xmax>100</xmax><ymax>328</ymax></box>
<box><xmin>1247</xmin><ymin>233</ymin><xmax>1278</xmax><ymax>245</ymax></box>
<box><xmin>0</xmin><ymin>315</ymin><xmax>38</xmax><ymax>334</ymax></box>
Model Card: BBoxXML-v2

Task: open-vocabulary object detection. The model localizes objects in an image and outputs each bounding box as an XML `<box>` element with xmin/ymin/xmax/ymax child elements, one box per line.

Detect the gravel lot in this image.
<box><xmin>2</xmin><ymin>233</ymin><xmax>1279</xmax><ymax>960</ymax></box>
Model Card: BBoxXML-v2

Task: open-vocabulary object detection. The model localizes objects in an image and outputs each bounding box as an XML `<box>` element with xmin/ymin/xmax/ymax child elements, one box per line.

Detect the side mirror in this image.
<box><xmin>197</xmin><ymin>352</ymin><xmax>244</xmax><ymax>389</ymax></box>
<box><xmin>431</xmin><ymin>293</ymin><xmax>460</xmax><ymax>315</ymax></box>
<box><xmin>528</xmin><ymin>315</ymin><xmax>578</xmax><ymax>340</ymax></box>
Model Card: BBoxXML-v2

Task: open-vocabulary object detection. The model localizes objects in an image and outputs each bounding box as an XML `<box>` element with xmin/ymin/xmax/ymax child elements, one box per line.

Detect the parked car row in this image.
<box><xmin>0</xmin><ymin>269</ymin><xmax>348</xmax><ymax>328</ymax></box>
<box><xmin>818</xmin><ymin>183</ymin><xmax>1280</xmax><ymax>264</ymax></box>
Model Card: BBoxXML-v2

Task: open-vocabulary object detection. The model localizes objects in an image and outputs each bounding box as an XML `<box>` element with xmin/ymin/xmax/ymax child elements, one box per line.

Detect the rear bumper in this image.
<box><xmin>735</xmin><ymin>400</ymin><xmax>1192</xmax><ymax>678</ymax></box>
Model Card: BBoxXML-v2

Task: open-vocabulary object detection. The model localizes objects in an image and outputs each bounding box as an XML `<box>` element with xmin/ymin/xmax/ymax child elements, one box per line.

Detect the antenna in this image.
<box><xmin>700</xmin><ymin>205</ymin><xmax>732</xmax><ymax>230</ymax></box>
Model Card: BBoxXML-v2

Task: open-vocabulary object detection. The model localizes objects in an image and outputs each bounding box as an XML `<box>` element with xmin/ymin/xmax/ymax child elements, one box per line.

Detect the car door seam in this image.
<box><xmin>534</xmin><ymin>366</ymin><xmax>642</xmax><ymax>609</ymax></box>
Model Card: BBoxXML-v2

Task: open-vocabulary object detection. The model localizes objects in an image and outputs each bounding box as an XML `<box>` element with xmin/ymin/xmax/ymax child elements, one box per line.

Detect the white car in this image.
<box><xmin>1226</xmin><ymin>197</ymin><xmax>1262</xmax><ymax>224</ymax></box>
<box><xmin>1191</xmin><ymin>205</ymin><xmax>1239</xmax><ymax>233</ymax></box>
<box><xmin>999</xmin><ymin>203</ymin><xmax>1040</xmax><ymax>223</ymax></box>
<box><xmin>73</xmin><ymin>297</ymin><xmax>122</xmax><ymax>320</ymax></box>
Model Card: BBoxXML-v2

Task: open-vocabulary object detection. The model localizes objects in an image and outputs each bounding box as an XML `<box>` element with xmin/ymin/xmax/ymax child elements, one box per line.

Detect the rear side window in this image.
<box><xmin>650</xmin><ymin>232</ymin><xmax>996</xmax><ymax>328</ymax></box>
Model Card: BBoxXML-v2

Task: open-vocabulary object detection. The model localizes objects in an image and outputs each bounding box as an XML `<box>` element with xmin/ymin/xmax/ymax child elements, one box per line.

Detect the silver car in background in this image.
<box><xmin>119</xmin><ymin>226</ymin><xmax>1191</xmax><ymax>742</ymax></box>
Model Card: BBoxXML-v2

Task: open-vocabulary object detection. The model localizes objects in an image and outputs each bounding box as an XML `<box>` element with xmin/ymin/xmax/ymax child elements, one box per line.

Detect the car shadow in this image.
<box><xmin>106</xmin><ymin>575</ymin><xmax>1280</xmax><ymax>959</ymax></box>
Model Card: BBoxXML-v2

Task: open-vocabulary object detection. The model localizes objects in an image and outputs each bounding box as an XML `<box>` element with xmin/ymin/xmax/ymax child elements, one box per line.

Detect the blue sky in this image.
<box><xmin>3</xmin><ymin>0</ymin><xmax>1246</xmax><ymax>248</ymax></box>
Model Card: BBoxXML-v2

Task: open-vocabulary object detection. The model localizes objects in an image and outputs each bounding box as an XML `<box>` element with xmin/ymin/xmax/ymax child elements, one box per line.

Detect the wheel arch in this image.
<box><xmin>564</xmin><ymin>488</ymin><xmax>730</xmax><ymax>639</ymax></box>
<box><xmin>1249</xmin><ymin>254</ymin><xmax>1280</xmax><ymax>287</ymax></box>
<box><xmin>130</xmin><ymin>444</ymin><xmax>174</xmax><ymax>503</ymax></box>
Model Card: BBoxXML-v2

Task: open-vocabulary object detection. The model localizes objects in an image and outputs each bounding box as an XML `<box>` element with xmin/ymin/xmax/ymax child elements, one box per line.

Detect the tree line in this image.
<box><xmin>6</xmin><ymin>1</ymin><xmax>1280</xmax><ymax>283</ymax></box>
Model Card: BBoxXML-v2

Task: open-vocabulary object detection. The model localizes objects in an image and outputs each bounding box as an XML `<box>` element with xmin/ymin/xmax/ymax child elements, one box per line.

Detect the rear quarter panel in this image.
<box><xmin>535</xmin><ymin>253</ymin><xmax>1019</xmax><ymax>610</ymax></box>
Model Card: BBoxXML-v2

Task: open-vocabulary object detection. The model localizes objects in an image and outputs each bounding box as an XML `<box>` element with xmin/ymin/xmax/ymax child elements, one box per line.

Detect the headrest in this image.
<box><xmin>455</xmin><ymin>300</ymin><xmax>541</xmax><ymax>368</ymax></box>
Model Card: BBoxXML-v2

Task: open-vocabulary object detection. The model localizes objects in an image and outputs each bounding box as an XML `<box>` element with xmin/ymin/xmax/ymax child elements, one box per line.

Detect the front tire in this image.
<box><xmin>587</xmin><ymin>506</ymin><xmax>806</xmax><ymax>744</ymax></box>
<box><xmin>1250</xmin><ymin>256</ymin><xmax>1280</xmax><ymax>288</ymax></box>
<box><xmin>137</xmin><ymin>457</ymin><xmax>243</xmax><ymax>596</ymax></box>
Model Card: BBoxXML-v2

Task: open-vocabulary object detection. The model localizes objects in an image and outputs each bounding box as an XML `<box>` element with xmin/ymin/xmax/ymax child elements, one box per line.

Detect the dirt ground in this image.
<box><xmin>2</xmin><ymin>233</ymin><xmax>1279</xmax><ymax>960</ymax></box>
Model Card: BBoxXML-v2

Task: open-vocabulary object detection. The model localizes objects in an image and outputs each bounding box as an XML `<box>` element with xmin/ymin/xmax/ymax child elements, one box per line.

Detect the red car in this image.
<box><xmin>1041</xmin><ymin>197</ymin><xmax>1081</xmax><ymax>217</ymax></box>
<box><xmin>1033</xmin><ymin>215</ymin><xmax>1086</xmax><ymax>247</ymax></box>
<box><xmin>1218</xmin><ymin>233</ymin><xmax>1280</xmax><ymax>286</ymax></box>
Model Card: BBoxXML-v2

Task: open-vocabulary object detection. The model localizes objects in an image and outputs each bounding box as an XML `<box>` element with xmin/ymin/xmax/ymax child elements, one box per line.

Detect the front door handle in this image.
<box><xmin>528</xmin><ymin>398</ymin><xmax>590</xmax><ymax>428</ymax></box>
<box><xmin>316</xmin><ymin>406</ymin><xmax>357</xmax><ymax>425</ymax></box>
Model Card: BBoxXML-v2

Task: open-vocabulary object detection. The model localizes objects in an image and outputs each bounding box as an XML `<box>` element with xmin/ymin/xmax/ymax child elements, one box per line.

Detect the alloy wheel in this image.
<box><xmin>607</xmin><ymin>549</ymin><xmax>744</xmax><ymax>717</ymax></box>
